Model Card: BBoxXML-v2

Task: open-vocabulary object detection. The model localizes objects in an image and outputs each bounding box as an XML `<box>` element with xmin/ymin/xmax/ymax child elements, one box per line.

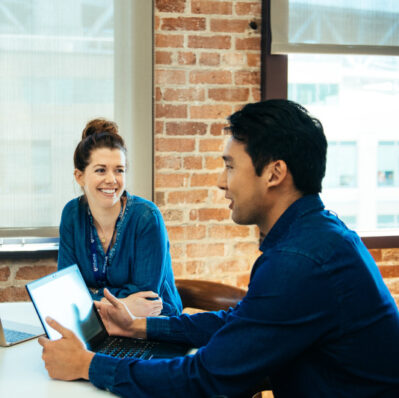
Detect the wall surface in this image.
<box><xmin>0</xmin><ymin>0</ymin><xmax>398</xmax><ymax>308</ymax></box>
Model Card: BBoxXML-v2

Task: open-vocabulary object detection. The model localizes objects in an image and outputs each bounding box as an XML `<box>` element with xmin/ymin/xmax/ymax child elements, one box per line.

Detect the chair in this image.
<box><xmin>175</xmin><ymin>279</ymin><xmax>246</xmax><ymax>312</ymax></box>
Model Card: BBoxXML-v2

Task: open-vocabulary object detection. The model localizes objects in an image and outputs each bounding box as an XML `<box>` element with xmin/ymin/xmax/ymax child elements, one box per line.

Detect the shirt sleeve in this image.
<box><xmin>58</xmin><ymin>203</ymin><xmax>78</xmax><ymax>271</ymax></box>
<box><xmin>98</xmin><ymin>206</ymin><xmax>182</xmax><ymax>316</ymax></box>
<box><xmin>88</xmin><ymin>252</ymin><xmax>336</xmax><ymax>398</ymax></box>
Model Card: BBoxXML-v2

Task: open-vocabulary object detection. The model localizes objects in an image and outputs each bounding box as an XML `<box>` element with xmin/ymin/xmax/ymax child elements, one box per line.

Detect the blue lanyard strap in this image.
<box><xmin>88</xmin><ymin>203</ymin><xmax>124</xmax><ymax>285</ymax></box>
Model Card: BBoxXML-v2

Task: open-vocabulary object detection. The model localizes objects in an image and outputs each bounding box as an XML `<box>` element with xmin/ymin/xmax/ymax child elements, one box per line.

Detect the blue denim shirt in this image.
<box><xmin>89</xmin><ymin>195</ymin><xmax>399</xmax><ymax>397</ymax></box>
<box><xmin>58</xmin><ymin>192</ymin><xmax>182</xmax><ymax>316</ymax></box>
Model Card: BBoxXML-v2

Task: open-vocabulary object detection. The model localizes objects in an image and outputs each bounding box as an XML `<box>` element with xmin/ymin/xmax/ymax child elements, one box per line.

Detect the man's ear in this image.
<box><xmin>74</xmin><ymin>169</ymin><xmax>84</xmax><ymax>187</ymax></box>
<box><xmin>264</xmin><ymin>160</ymin><xmax>288</xmax><ymax>187</ymax></box>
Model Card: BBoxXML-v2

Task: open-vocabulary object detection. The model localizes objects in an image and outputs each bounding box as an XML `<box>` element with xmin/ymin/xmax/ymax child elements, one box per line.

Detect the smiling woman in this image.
<box><xmin>57</xmin><ymin>119</ymin><xmax>183</xmax><ymax>317</ymax></box>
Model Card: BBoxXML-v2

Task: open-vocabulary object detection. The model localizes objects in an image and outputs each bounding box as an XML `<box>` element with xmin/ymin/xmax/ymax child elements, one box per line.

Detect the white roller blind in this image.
<box><xmin>271</xmin><ymin>0</ymin><xmax>399</xmax><ymax>55</ymax></box>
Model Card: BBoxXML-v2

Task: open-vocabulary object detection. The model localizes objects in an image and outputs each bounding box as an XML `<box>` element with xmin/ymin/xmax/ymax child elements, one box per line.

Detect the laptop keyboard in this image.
<box><xmin>97</xmin><ymin>336</ymin><xmax>158</xmax><ymax>359</ymax></box>
<box><xmin>4</xmin><ymin>328</ymin><xmax>34</xmax><ymax>343</ymax></box>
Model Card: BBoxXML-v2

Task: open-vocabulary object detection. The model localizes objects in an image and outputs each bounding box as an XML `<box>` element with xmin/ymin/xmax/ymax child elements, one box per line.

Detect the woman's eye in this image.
<box><xmin>116</xmin><ymin>168</ymin><xmax>125</xmax><ymax>173</ymax></box>
<box><xmin>95</xmin><ymin>168</ymin><xmax>105</xmax><ymax>173</ymax></box>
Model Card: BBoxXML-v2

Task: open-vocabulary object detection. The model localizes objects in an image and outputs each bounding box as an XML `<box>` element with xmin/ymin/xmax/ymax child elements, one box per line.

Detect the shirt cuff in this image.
<box><xmin>147</xmin><ymin>316</ymin><xmax>172</xmax><ymax>340</ymax></box>
<box><xmin>89</xmin><ymin>353</ymin><xmax>120</xmax><ymax>390</ymax></box>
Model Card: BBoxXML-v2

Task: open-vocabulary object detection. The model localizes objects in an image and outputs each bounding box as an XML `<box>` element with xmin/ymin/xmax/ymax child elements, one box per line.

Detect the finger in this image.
<box><xmin>38</xmin><ymin>336</ymin><xmax>50</xmax><ymax>347</ymax></box>
<box><xmin>45</xmin><ymin>317</ymin><xmax>72</xmax><ymax>338</ymax></box>
<box><xmin>137</xmin><ymin>291</ymin><xmax>159</xmax><ymax>298</ymax></box>
<box><xmin>103</xmin><ymin>288</ymin><xmax>122</xmax><ymax>308</ymax></box>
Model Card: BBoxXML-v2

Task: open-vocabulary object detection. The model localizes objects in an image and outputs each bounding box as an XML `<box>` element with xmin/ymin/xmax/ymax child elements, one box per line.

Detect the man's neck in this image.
<box><xmin>260</xmin><ymin>189</ymin><xmax>303</xmax><ymax>237</ymax></box>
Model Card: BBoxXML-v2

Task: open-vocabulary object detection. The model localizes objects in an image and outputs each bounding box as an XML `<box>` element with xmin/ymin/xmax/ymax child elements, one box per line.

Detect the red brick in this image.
<box><xmin>234</xmin><ymin>242</ymin><xmax>260</xmax><ymax>258</ymax></box>
<box><xmin>172</xmin><ymin>261</ymin><xmax>184</xmax><ymax>277</ymax></box>
<box><xmin>156</xmin><ymin>0</ymin><xmax>186</xmax><ymax>13</ymax></box>
<box><xmin>184</xmin><ymin>156</ymin><xmax>203</xmax><ymax>169</ymax></box>
<box><xmin>15</xmin><ymin>265</ymin><xmax>57</xmax><ymax>280</ymax></box>
<box><xmin>206</xmin><ymin>156</ymin><xmax>224</xmax><ymax>169</ymax></box>
<box><xmin>155</xmin><ymin>51</ymin><xmax>172</xmax><ymax>65</ymax></box>
<box><xmin>208</xmin><ymin>88</ymin><xmax>250</xmax><ymax>102</ymax></box>
<box><xmin>381</xmin><ymin>248</ymin><xmax>399</xmax><ymax>263</ymax></box>
<box><xmin>155</xmin><ymin>104</ymin><xmax>187</xmax><ymax>119</ymax></box>
<box><xmin>155</xmin><ymin>121</ymin><xmax>164</xmax><ymax>135</ymax></box>
<box><xmin>247</xmin><ymin>53</ymin><xmax>260</xmax><ymax>67</ymax></box>
<box><xmin>199</xmin><ymin>138</ymin><xmax>225</xmax><ymax>152</ymax></box>
<box><xmin>211</xmin><ymin>122</ymin><xmax>228</xmax><ymax>136</ymax></box>
<box><xmin>236</xmin><ymin>37</ymin><xmax>261</xmax><ymax>51</ymax></box>
<box><xmin>170</xmin><ymin>243</ymin><xmax>184</xmax><ymax>259</ymax></box>
<box><xmin>178</xmin><ymin>52</ymin><xmax>197</xmax><ymax>65</ymax></box>
<box><xmin>210</xmin><ymin>19</ymin><xmax>249</xmax><ymax>33</ymax></box>
<box><xmin>162</xmin><ymin>209</ymin><xmax>184</xmax><ymax>223</ymax></box>
<box><xmin>187</xmin><ymin>243</ymin><xmax>225</xmax><ymax>257</ymax></box>
<box><xmin>191</xmin><ymin>105</ymin><xmax>232</xmax><ymax>119</ymax></box>
<box><xmin>235</xmin><ymin>2</ymin><xmax>262</xmax><ymax>16</ymax></box>
<box><xmin>161</xmin><ymin>17</ymin><xmax>206</xmax><ymax>31</ymax></box>
<box><xmin>379</xmin><ymin>265</ymin><xmax>399</xmax><ymax>278</ymax></box>
<box><xmin>155</xmin><ymin>155</ymin><xmax>182</xmax><ymax>170</ymax></box>
<box><xmin>209</xmin><ymin>225</ymin><xmax>251</xmax><ymax>239</ymax></box>
<box><xmin>154</xmin><ymin>16</ymin><xmax>161</xmax><ymax>31</ymax></box>
<box><xmin>214</xmin><ymin>259</ymin><xmax>245</xmax><ymax>273</ymax></box>
<box><xmin>164</xmin><ymin>88</ymin><xmax>205</xmax><ymax>102</ymax></box>
<box><xmin>168</xmin><ymin>190</ymin><xmax>209</xmax><ymax>204</ymax></box>
<box><xmin>190</xmin><ymin>70</ymin><xmax>231</xmax><ymax>85</ymax></box>
<box><xmin>155</xmin><ymin>34</ymin><xmax>184</xmax><ymax>48</ymax></box>
<box><xmin>186</xmin><ymin>260</ymin><xmax>206</xmax><ymax>275</ymax></box>
<box><xmin>166</xmin><ymin>121</ymin><xmax>207</xmax><ymax>136</ymax></box>
<box><xmin>235</xmin><ymin>71</ymin><xmax>260</xmax><ymax>85</ymax></box>
<box><xmin>155</xmin><ymin>173</ymin><xmax>189</xmax><ymax>188</ymax></box>
<box><xmin>188</xmin><ymin>35</ymin><xmax>231</xmax><ymax>49</ymax></box>
<box><xmin>167</xmin><ymin>225</ymin><xmax>206</xmax><ymax>241</ymax></box>
<box><xmin>236</xmin><ymin>273</ymin><xmax>250</xmax><ymax>289</ymax></box>
<box><xmin>252</xmin><ymin>87</ymin><xmax>261</xmax><ymax>102</ymax></box>
<box><xmin>190</xmin><ymin>208</ymin><xmax>231</xmax><ymax>221</ymax></box>
<box><xmin>190</xmin><ymin>172</ymin><xmax>220</xmax><ymax>187</ymax></box>
<box><xmin>222</xmin><ymin>52</ymin><xmax>245</xmax><ymax>66</ymax></box>
<box><xmin>0</xmin><ymin>286</ymin><xmax>29</xmax><ymax>302</ymax></box>
<box><xmin>191</xmin><ymin>1</ymin><xmax>232</xmax><ymax>15</ymax></box>
<box><xmin>155</xmin><ymin>137</ymin><xmax>195</xmax><ymax>152</ymax></box>
<box><xmin>199</xmin><ymin>52</ymin><xmax>220</xmax><ymax>66</ymax></box>
<box><xmin>0</xmin><ymin>267</ymin><xmax>10</xmax><ymax>281</ymax></box>
<box><xmin>368</xmin><ymin>249</ymin><xmax>382</xmax><ymax>262</ymax></box>
<box><xmin>155</xmin><ymin>87</ymin><xmax>162</xmax><ymax>101</ymax></box>
<box><xmin>155</xmin><ymin>192</ymin><xmax>166</xmax><ymax>206</ymax></box>
<box><xmin>155</xmin><ymin>70</ymin><xmax>186</xmax><ymax>85</ymax></box>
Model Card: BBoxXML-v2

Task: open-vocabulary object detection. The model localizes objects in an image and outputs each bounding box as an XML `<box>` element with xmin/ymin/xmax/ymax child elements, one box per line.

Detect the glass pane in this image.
<box><xmin>0</xmin><ymin>0</ymin><xmax>114</xmax><ymax>229</ymax></box>
<box><xmin>288</xmin><ymin>54</ymin><xmax>399</xmax><ymax>231</ymax></box>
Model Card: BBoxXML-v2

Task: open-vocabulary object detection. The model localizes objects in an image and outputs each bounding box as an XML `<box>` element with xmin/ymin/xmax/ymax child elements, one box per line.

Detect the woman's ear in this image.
<box><xmin>74</xmin><ymin>169</ymin><xmax>84</xmax><ymax>187</ymax></box>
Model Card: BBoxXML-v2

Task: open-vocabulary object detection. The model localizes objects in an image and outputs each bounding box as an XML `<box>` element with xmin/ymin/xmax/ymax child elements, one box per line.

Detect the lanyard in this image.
<box><xmin>88</xmin><ymin>203</ymin><xmax>123</xmax><ymax>285</ymax></box>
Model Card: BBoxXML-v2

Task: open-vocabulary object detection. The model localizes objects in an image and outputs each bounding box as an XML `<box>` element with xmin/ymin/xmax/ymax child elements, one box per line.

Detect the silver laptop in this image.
<box><xmin>0</xmin><ymin>317</ymin><xmax>44</xmax><ymax>347</ymax></box>
<box><xmin>26</xmin><ymin>265</ymin><xmax>192</xmax><ymax>359</ymax></box>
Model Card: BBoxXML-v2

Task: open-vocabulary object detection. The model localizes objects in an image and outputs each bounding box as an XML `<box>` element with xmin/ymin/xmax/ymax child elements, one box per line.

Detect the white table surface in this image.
<box><xmin>0</xmin><ymin>302</ymin><xmax>113</xmax><ymax>397</ymax></box>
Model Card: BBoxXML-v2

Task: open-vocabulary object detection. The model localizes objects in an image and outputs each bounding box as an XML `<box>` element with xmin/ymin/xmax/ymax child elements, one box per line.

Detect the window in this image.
<box><xmin>0</xmin><ymin>0</ymin><xmax>152</xmax><ymax>242</ymax></box>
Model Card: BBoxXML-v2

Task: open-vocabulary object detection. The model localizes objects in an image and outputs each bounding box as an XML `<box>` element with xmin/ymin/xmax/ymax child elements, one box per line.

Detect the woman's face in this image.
<box><xmin>74</xmin><ymin>147</ymin><xmax>126</xmax><ymax>211</ymax></box>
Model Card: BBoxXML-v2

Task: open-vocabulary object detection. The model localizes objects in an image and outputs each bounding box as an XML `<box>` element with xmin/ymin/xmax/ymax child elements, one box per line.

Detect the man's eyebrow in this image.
<box><xmin>222</xmin><ymin>155</ymin><xmax>233</xmax><ymax>162</ymax></box>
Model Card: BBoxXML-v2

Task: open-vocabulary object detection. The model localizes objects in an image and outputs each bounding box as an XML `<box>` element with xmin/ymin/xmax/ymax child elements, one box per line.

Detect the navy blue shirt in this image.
<box><xmin>58</xmin><ymin>192</ymin><xmax>182</xmax><ymax>316</ymax></box>
<box><xmin>89</xmin><ymin>195</ymin><xmax>399</xmax><ymax>397</ymax></box>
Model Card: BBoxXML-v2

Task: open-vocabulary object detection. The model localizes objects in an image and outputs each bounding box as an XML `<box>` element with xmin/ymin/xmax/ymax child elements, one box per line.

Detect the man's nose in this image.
<box><xmin>217</xmin><ymin>168</ymin><xmax>227</xmax><ymax>191</ymax></box>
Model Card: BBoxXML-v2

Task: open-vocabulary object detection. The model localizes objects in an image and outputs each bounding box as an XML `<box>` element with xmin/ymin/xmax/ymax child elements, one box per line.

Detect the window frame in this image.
<box><xmin>261</xmin><ymin>0</ymin><xmax>399</xmax><ymax>249</ymax></box>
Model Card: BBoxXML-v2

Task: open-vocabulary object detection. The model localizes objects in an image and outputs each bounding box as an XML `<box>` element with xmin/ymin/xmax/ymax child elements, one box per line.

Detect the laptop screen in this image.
<box><xmin>26</xmin><ymin>265</ymin><xmax>104</xmax><ymax>346</ymax></box>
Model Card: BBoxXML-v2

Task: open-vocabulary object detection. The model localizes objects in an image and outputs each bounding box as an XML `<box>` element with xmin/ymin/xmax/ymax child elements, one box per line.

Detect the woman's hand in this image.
<box><xmin>118</xmin><ymin>291</ymin><xmax>163</xmax><ymax>317</ymax></box>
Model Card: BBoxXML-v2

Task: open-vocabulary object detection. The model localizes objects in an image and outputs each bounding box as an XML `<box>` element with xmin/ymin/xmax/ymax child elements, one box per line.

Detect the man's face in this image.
<box><xmin>218</xmin><ymin>137</ymin><xmax>267</xmax><ymax>227</ymax></box>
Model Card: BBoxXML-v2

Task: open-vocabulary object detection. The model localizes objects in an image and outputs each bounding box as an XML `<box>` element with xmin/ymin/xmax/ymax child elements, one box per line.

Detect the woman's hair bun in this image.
<box><xmin>81</xmin><ymin>118</ymin><xmax>119</xmax><ymax>140</ymax></box>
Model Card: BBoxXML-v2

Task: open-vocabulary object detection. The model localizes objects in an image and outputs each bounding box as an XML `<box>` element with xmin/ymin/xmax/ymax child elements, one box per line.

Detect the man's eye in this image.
<box><xmin>226</xmin><ymin>165</ymin><xmax>233</xmax><ymax>169</ymax></box>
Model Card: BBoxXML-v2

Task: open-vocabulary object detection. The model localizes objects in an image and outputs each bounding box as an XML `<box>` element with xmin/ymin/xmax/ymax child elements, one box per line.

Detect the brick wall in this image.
<box><xmin>0</xmin><ymin>0</ymin><xmax>398</xmax><ymax>308</ymax></box>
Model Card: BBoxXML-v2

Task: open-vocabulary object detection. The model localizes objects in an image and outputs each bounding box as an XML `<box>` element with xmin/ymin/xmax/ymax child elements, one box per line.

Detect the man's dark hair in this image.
<box><xmin>227</xmin><ymin>99</ymin><xmax>327</xmax><ymax>194</ymax></box>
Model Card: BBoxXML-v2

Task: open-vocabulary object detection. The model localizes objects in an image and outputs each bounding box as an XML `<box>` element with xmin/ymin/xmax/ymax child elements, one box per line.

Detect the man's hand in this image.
<box><xmin>96</xmin><ymin>288</ymin><xmax>147</xmax><ymax>339</ymax></box>
<box><xmin>38</xmin><ymin>317</ymin><xmax>94</xmax><ymax>381</ymax></box>
<box><xmin>119</xmin><ymin>291</ymin><xmax>163</xmax><ymax>317</ymax></box>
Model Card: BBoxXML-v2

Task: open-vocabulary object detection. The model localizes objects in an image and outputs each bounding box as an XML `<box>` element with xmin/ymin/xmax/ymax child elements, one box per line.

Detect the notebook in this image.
<box><xmin>25</xmin><ymin>265</ymin><xmax>192</xmax><ymax>359</ymax></box>
<box><xmin>0</xmin><ymin>317</ymin><xmax>44</xmax><ymax>347</ymax></box>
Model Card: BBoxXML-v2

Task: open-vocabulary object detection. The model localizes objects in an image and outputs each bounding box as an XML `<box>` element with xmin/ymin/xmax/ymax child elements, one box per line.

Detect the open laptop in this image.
<box><xmin>26</xmin><ymin>265</ymin><xmax>192</xmax><ymax>359</ymax></box>
<box><xmin>0</xmin><ymin>317</ymin><xmax>44</xmax><ymax>347</ymax></box>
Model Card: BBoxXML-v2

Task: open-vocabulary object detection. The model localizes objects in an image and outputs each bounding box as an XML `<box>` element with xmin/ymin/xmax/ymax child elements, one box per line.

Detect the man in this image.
<box><xmin>39</xmin><ymin>100</ymin><xmax>399</xmax><ymax>397</ymax></box>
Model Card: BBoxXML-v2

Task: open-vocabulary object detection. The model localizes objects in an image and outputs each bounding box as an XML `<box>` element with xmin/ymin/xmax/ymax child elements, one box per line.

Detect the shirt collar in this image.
<box><xmin>260</xmin><ymin>194</ymin><xmax>325</xmax><ymax>252</ymax></box>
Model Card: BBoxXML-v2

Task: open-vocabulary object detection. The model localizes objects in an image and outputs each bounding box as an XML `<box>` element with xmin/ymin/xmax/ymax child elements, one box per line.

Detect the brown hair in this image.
<box><xmin>73</xmin><ymin>118</ymin><xmax>127</xmax><ymax>171</ymax></box>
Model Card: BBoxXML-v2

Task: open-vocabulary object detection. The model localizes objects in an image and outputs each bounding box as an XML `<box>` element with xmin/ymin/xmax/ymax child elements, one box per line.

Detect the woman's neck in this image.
<box><xmin>89</xmin><ymin>199</ymin><xmax>122</xmax><ymax>232</ymax></box>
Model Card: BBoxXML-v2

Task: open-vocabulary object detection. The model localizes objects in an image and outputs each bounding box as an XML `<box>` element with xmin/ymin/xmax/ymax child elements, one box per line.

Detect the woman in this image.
<box><xmin>58</xmin><ymin>118</ymin><xmax>182</xmax><ymax>316</ymax></box>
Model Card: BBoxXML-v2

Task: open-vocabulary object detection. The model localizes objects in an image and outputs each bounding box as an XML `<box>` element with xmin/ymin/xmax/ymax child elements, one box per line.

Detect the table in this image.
<box><xmin>0</xmin><ymin>302</ymin><xmax>113</xmax><ymax>397</ymax></box>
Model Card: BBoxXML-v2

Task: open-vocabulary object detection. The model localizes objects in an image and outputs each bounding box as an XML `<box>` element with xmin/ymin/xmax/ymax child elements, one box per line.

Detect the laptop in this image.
<box><xmin>25</xmin><ymin>265</ymin><xmax>192</xmax><ymax>359</ymax></box>
<box><xmin>0</xmin><ymin>317</ymin><xmax>44</xmax><ymax>347</ymax></box>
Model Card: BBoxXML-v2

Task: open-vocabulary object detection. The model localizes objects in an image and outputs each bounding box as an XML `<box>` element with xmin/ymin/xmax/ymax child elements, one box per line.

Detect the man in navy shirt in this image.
<box><xmin>39</xmin><ymin>100</ymin><xmax>399</xmax><ymax>397</ymax></box>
